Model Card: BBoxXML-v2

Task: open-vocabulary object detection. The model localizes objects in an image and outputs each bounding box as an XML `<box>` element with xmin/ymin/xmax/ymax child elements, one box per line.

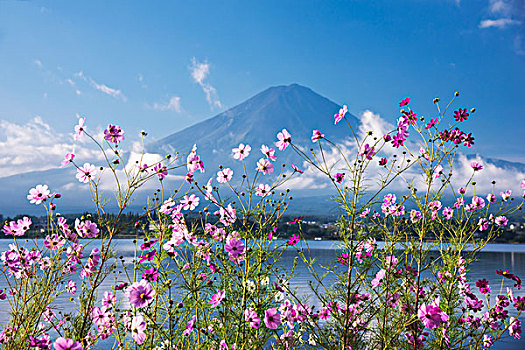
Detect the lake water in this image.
<box><xmin>1</xmin><ymin>239</ymin><xmax>524</xmax><ymax>349</ymax></box>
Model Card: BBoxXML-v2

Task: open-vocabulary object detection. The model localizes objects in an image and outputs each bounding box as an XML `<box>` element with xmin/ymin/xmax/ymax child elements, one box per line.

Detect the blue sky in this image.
<box><xmin>0</xmin><ymin>0</ymin><xmax>524</xmax><ymax>177</ymax></box>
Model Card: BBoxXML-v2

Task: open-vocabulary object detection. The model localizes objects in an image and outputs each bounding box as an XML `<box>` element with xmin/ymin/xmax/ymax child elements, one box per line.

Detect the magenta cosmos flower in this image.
<box><xmin>264</xmin><ymin>308</ymin><xmax>281</xmax><ymax>329</ymax></box>
<box><xmin>103</xmin><ymin>124</ymin><xmax>125</xmax><ymax>144</ymax></box>
<box><xmin>287</xmin><ymin>234</ymin><xmax>300</xmax><ymax>246</ymax></box>
<box><xmin>224</xmin><ymin>238</ymin><xmax>245</xmax><ymax>258</ymax></box>
<box><xmin>360</xmin><ymin>144</ymin><xmax>376</xmax><ymax>160</ymax></box>
<box><xmin>334</xmin><ymin>105</ymin><xmax>348</xmax><ymax>125</ymax></box>
<box><xmin>125</xmin><ymin>280</ymin><xmax>156</xmax><ymax>308</ymax></box>
<box><xmin>417</xmin><ymin>299</ymin><xmax>449</xmax><ymax>329</ymax></box>
<box><xmin>76</xmin><ymin>163</ymin><xmax>97</xmax><ymax>183</ymax></box>
<box><xmin>244</xmin><ymin>308</ymin><xmax>261</xmax><ymax>329</ymax></box>
<box><xmin>27</xmin><ymin>184</ymin><xmax>51</xmax><ymax>205</ymax></box>
<box><xmin>53</xmin><ymin>337</ymin><xmax>82</xmax><ymax>350</ymax></box>
<box><xmin>275</xmin><ymin>129</ymin><xmax>291</xmax><ymax>151</ymax></box>
<box><xmin>399</xmin><ymin>97</ymin><xmax>410</xmax><ymax>107</ymax></box>
<box><xmin>153</xmin><ymin>163</ymin><xmax>168</xmax><ymax>180</ymax></box>
<box><xmin>232</xmin><ymin>143</ymin><xmax>251</xmax><ymax>160</ymax></box>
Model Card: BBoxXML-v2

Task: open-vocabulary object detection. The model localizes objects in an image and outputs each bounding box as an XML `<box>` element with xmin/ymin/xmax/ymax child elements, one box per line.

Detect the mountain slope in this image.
<box><xmin>147</xmin><ymin>84</ymin><xmax>359</xmax><ymax>173</ymax></box>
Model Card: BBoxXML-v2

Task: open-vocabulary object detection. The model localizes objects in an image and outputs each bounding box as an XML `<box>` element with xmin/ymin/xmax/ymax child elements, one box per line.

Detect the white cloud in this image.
<box><xmin>479</xmin><ymin>18</ymin><xmax>521</xmax><ymax>28</ymax></box>
<box><xmin>489</xmin><ymin>0</ymin><xmax>515</xmax><ymax>15</ymax></box>
<box><xmin>285</xmin><ymin>110</ymin><xmax>525</xmax><ymax>196</ymax></box>
<box><xmin>190</xmin><ymin>57</ymin><xmax>222</xmax><ymax>109</ymax></box>
<box><xmin>89</xmin><ymin>78</ymin><xmax>127</xmax><ymax>101</ymax></box>
<box><xmin>0</xmin><ymin>117</ymin><xmax>102</xmax><ymax>178</ymax></box>
<box><xmin>148</xmin><ymin>96</ymin><xmax>182</xmax><ymax>112</ymax></box>
<box><xmin>74</xmin><ymin>71</ymin><xmax>127</xmax><ymax>101</ymax></box>
<box><xmin>33</xmin><ymin>59</ymin><xmax>43</xmax><ymax>68</ymax></box>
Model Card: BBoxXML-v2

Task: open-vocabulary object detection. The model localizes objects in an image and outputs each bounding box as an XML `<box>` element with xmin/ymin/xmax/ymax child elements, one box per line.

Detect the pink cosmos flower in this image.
<box><xmin>153</xmin><ymin>163</ymin><xmax>168</xmax><ymax>180</ymax></box>
<box><xmin>410</xmin><ymin>210</ymin><xmax>422</xmax><ymax>223</ymax></box>
<box><xmin>183</xmin><ymin>315</ymin><xmax>197</xmax><ymax>335</ymax></box>
<box><xmin>256</xmin><ymin>184</ymin><xmax>271</xmax><ymax>197</ymax></box>
<box><xmin>91</xmin><ymin>306</ymin><xmax>110</xmax><ymax>326</ymax></box>
<box><xmin>470</xmin><ymin>162</ymin><xmax>483</xmax><ymax>171</ymax></box>
<box><xmin>417</xmin><ymin>298</ymin><xmax>449</xmax><ymax>329</ymax></box>
<box><xmin>320</xmin><ymin>307</ymin><xmax>331</xmax><ymax>320</ymax></box>
<box><xmin>66</xmin><ymin>280</ymin><xmax>77</xmax><ymax>295</ymax></box>
<box><xmin>287</xmin><ymin>234</ymin><xmax>300</xmax><ymax>246</ymax></box>
<box><xmin>208</xmin><ymin>289</ymin><xmax>225</xmax><ymax>308</ymax></box>
<box><xmin>311</xmin><ymin>130</ymin><xmax>325</xmax><ymax>142</ymax></box>
<box><xmin>76</xmin><ymin>163</ymin><xmax>97</xmax><ymax>183</ymax></box>
<box><xmin>521</xmin><ymin>178</ymin><xmax>525</xmax><ymax>190</ymax></box>
<box><xmin>75</xmin><ymin>219</ymin><xmax>99</xmax><ymax>238</ymax></box>
<box><xmin>419</xmin><ymin>147</ymin><xmax>430</xmax><ymax>161</ymax></box>
<box><xmin>244</xmin><ymin>308</ymin><xmax>261</xmax><ymax>329</ymax></box>
<box><xmin>44</xmin><ymin>234</ymin><xmax>66</xmax><ymax>250</ymax></box>
<box><xmin>501</xmin><ymin>190</ymin><xmax>511</xmax><ymax>201</ymax></box>
<box><xmin>433</xmin><ymin>164</ymin><xmax>443</xmax><ymax>179</ymax></box>
<box><xmin>131</xmin><ymin>315</ymin><xmax>147</xmax><ymax>344</ymax></box>
<box><xmin>291</xmin><ymin>164</ymin><xmax>303</xmax><ymax>174</ymax></box>
<box><xmin>74</xmin><ymin>117</ymin><xmax>85</xmax><ymax>140</ymax></box>
<box><xmin>187</xmin><ymin>145</ymin><xmax>205</xmax><ymax>173</ymax></box>
<box><xmin>103</xmin><ymin>124</ymin><xmax>125</xmax><ymax>144</ymax></box>
<box><xmin>471</xmin><ymin>196</ymin><xmax>486</xmax><ymax>210</ymax></box>
<box><xmin>232</xmin><ymin>143</ymin><xmax>251</xmax><ymax>160</ymax></box>
<box><xmin>53</xmin><ymin>337</ymin><xmax>83</xmax><ymax>350</ymax></box>
<box><xmin>275</xmin><ymin>129</ymin><xmax>291</xmax><ymax>151</ymax></box>
<box><xmin>264</xmin><ymin>308</ymin><xmax>281</xmax><ymax>329</ymax></box>
<box><xmin>379</xmin><ymin>158</ymin><xmax>387</xmax><ymax>166</ymax></box>
<box><xmin>334</xmin><ymin>105</ymin><xmax>348</xmax><ymax>125</ymax></box>
<box><xmin>204</xmin><ymin>178</ymin><xmax>218</xmax><ymax>204</ymax></box>
<box><xmin>256</xmin><ymin>158</ymin><xmax>273</xmax><ymax>174</ymax></box>
<box><xmin>495</xmin><ymin>216</ymin><xmax>508</xmax><ymax>226</ymax></box>
<box><xmin>27</xmin><ymin>184</ymin><xmax>51</xmax><ymax>204</ymax></box>
<box><xmin>225</xmin><ymin>238</ymin><xmax>245</xmax><ymax>258</ymax></box>
<box><xmin>371</xmin><ymin>269</ymin><xmax>386</xmax><ymax>289</ymax></box>
<box><xmin>260</xmin><ymin>144</ymin><xmax>277</xmax><ymax>161</ymax></box>
<box><xmin>217</xmin><ymin>168</ymin><xmax>233</xmax><ymax>183</ymax></box>
<box><xmin>125</xmin><ymin>280</ymin><xmax>156</xmax><ymax>308</ymax></box>
<box><xmin>181</xmin><ymin>194</ymin><xmax>200</xmax><ymax>211</ymax></box>
<box><xmin>60</xmin><ymin>153</ymin><xmax>75</xmax><ymax>168</ymax></box>
<box><xmin>334</xmin><ymin>173</ymin><xmax>344</xmax><ymax>183</ymax></box>
<box><xmin>103</xmin><ymin>291</ymin><xmax>116</xmax><ymax>308</ymax></box>
<box><xmin>487</xmin><ymin>193</ymin><xmax>497</xmax><ymax>203</ymax></box>
<box><xmin>442</xmin><ymin>207</ymin><xmax>453</xmax><ymax>220</ymax></box>
<box><xmin>399</xmin><ymin>97</ymin><xmax>410</xmax><ymax>107</ymax></box>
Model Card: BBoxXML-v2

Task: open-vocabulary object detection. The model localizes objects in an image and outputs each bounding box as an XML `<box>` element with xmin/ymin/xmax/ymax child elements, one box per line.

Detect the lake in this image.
<box><xmin>1</xmin><ymin>239</ymin><xmax>524</xmax><ymax>349</ymax></box>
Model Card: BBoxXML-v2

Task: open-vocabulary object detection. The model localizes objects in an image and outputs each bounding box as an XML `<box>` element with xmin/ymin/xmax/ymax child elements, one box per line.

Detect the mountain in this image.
<box><xmin>147</xmin><ymin>84</ymin><xmax>359</xmax><ymax>175</ymax></box>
